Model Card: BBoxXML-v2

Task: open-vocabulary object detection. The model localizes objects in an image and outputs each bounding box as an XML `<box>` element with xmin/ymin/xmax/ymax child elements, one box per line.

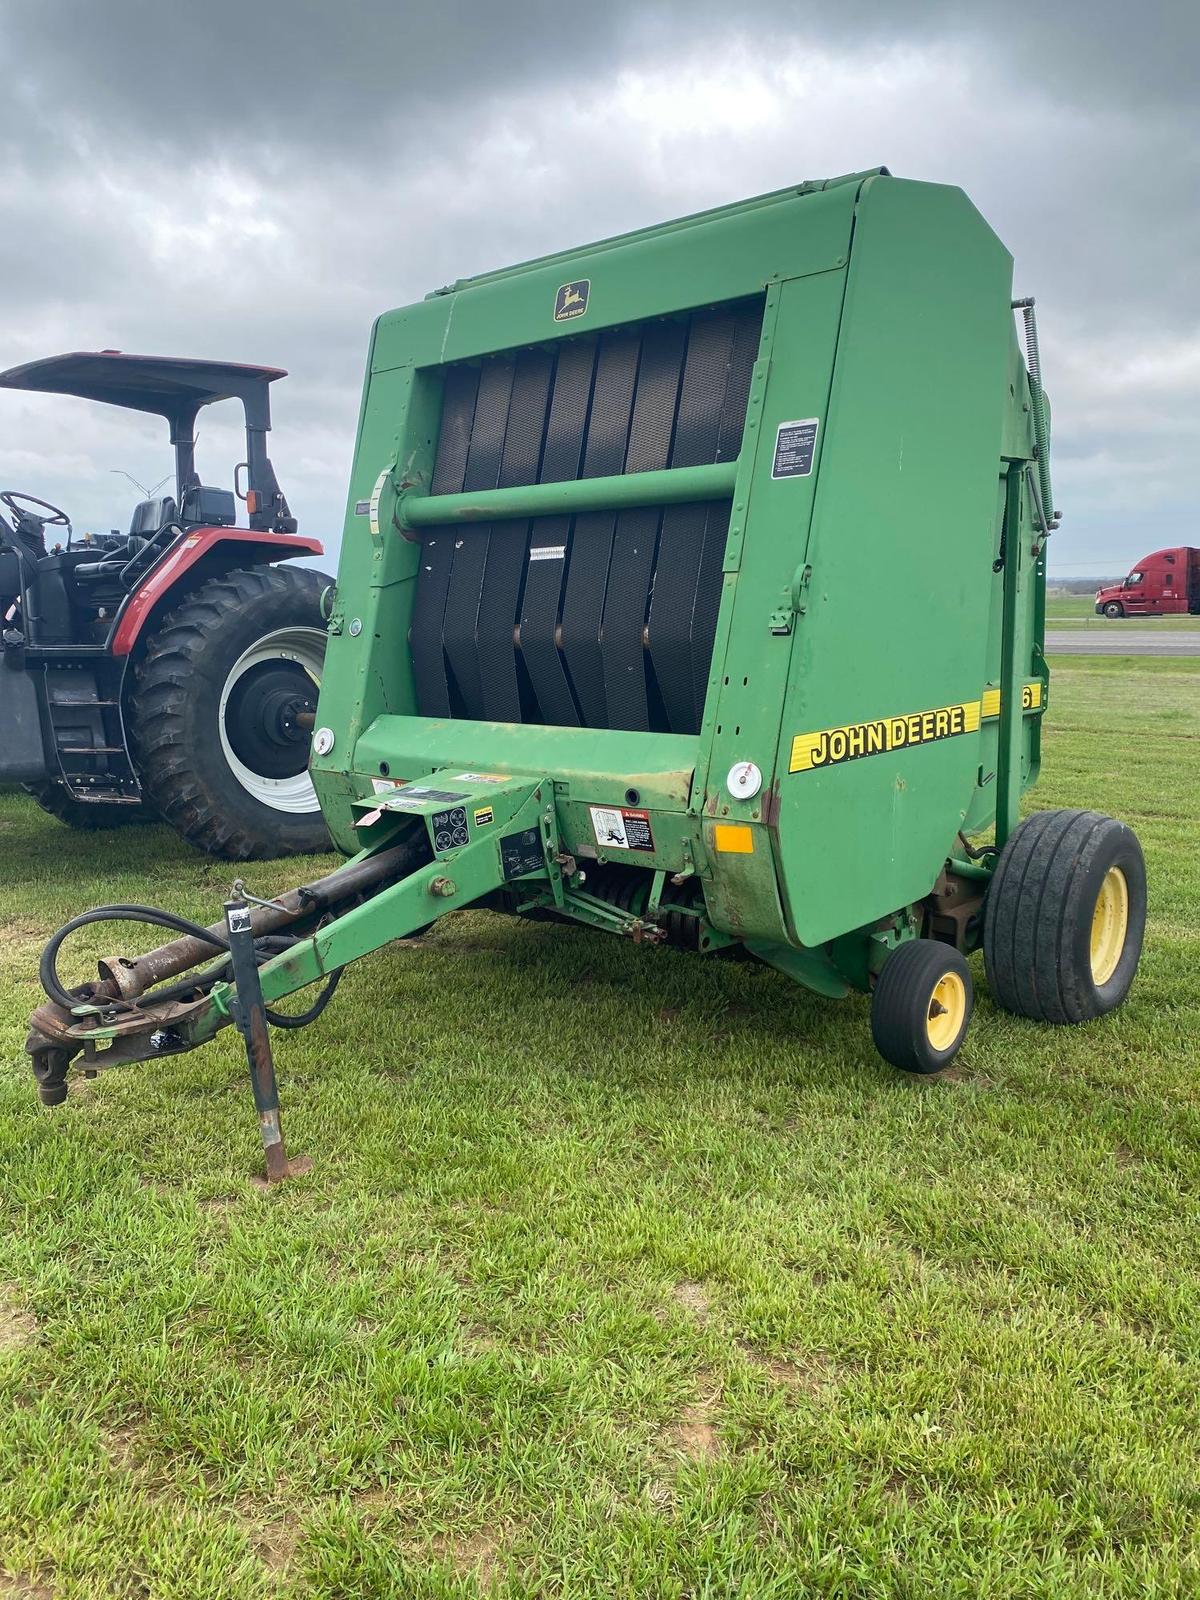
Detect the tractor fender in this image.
<box><xmin>109</xmin><ymin>528</ymin><xmax>323</xmax><ymax>657</ymax></box>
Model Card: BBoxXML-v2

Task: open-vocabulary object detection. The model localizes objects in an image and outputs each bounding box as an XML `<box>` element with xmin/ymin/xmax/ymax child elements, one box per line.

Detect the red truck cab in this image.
<box><xmin>1095</xmin><ymin>547</ymin><xmax>1200</xmax><ymax>617</ymax></box>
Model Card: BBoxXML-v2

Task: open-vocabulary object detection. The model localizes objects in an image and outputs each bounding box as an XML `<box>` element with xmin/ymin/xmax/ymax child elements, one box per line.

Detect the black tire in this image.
<box><xmin>1104</xmin><ymin>601</ymin><xmax>1124</xmax><ymax>619</ymax></box>
<box><xmin>983</xmin><ymin>809</ymin><xmax>1146</xmax><ymax>1024</ymax></box>
<box><xmin>22</xmin><ymin>781</ymin><xmax>148</xmax><ymax>831</ymax></box>
<box><xmin>130</xmin><ymin>564</ymin><xmax>333</xmax><ymax>860</ymax></box>
<box><xmin>870</xmin><ymin>940</ymin><xmax>974</xmax><ymax>1074</ymax></box>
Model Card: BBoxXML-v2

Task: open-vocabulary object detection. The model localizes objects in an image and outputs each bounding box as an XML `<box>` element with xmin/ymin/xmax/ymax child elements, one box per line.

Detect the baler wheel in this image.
<box><xmin>870</xmin><ymin>940</ymin><xmax>973</xmax><ymax>1074</ymax></box>
<box><xmin>983</xmin><ymin>809</ymin><xmax>1145</xmax><ymax>1023</ymax></box>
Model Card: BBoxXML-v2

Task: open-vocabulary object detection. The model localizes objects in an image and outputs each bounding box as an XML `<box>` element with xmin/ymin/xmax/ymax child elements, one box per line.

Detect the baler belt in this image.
<box><xmin>412</xmin><ymin>297</ymin><xmax>761</xmax><ymax>733</ymax></box>
<box><xmin>519</xmin><ymin>337</ymin><xmax>598</xmax><ymax>727</ymax></box>
<box><xmin>440</xmin><ymin>354</ymin><xmax>518</xmax><ymax>719</ymax></box>
<box><xmin>410</xmin><ymin>365</ymin><xmax>479</xmax><ymax>717</ymax></box>
<box><xmin>647</xmin><ymin>308</ymin><xmax>741</xmax><ymax>734</ymax></box>
<box><xmin>599</xmin><ymin>319</ymin><xmax>688</xmax><ymax>732</ymax></box>
<box><xmin>559</xmin><ymin>330</ymin><xmax>641</xmax><ymax>728</ymax></box>
<box><xmin>475</xmin><ymin>349</ymin><xmax>555</xmax><ymax>722</ymax></box>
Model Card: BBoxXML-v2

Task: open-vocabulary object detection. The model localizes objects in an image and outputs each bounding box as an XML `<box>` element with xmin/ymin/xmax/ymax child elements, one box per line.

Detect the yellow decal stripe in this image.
<box><xmin>982</xmin><ymin>681</ymin><xmax>1043</xmax><ymax>718</ymax></box>
<box><xmin>789</xmin><ymin>680</ymin><xmax>1044</xmax><ymax>776</ymax></box>
<box><xmin>790</xmin><ymin>700</ymin><xmax>981</xmax><ymax>774</ymax></box>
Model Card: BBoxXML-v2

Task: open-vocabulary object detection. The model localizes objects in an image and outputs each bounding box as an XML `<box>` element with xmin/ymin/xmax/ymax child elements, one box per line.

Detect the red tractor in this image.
<box><xmin>1</xmin><ymin>352</ymin><xmax>334</xmax><ymax>858</ymax></box>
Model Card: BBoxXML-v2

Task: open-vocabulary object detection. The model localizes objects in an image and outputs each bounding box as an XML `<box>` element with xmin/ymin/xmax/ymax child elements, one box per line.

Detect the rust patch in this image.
<box><xmin>760</xmin><ymin>777</ymin><xmax>781</xmax><ymax>829</ymax></box>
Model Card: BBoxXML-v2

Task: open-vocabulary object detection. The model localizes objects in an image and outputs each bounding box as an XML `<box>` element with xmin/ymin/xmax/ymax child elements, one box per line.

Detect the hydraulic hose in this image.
<box><xmin>39</xmin><ymin>903</ymin><xmax>341</xmax><ymax>1030</ymax></box>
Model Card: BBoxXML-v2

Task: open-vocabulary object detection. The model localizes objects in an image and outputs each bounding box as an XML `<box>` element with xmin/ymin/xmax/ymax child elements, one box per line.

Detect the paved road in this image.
<box><xmin>1046</xmin><ymin>629</ymin><xmax>1200</xmax><ymax>656</ymax></box>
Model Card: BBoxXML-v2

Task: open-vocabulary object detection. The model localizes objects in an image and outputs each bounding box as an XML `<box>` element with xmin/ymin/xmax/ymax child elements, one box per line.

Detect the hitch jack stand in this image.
<box><xmin>224</xmin><ymin>899</ymin><xmax>311</xmax><ymax>1185</ymax></box>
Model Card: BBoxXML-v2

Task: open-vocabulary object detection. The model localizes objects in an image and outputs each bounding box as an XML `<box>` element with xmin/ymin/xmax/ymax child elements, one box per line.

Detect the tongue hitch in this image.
<box><xmin>26</xmin><ymin>775</ymin><xmax>551</xmax><ymax>1182</ymax></box>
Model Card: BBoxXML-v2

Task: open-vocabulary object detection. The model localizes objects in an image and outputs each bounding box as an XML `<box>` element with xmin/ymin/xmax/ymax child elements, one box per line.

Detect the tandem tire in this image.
<box><xmin>871</xmin><ymin>940</ymin><xmax>973</xmax><ymax>1074</ymax></box>
<box><xmin>983</xmin><ymin>809</ymin><xmax>1146</xmax><ymax>1023</ymax></box>
<box><xmin>130</xmin><ymin>564</ymin><xmax>333</xmax><ymax>861</ymax></box>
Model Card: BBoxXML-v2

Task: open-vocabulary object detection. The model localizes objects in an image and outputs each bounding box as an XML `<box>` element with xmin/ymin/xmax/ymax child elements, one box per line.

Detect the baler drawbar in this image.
<box><xmin>28</xmin><ymin>170</ymin><xmax>1147</xmax><ymax>1181</ymax></box>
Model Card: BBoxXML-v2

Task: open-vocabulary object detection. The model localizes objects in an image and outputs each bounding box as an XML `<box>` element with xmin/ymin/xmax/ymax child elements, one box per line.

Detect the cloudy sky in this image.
<box><xmin>1</xmin><ymin>1</ymin><xmax>1196</xmax><ymax>576</ymax></box>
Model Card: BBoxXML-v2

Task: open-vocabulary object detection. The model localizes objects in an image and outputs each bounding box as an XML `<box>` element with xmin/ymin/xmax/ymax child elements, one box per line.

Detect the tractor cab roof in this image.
<box><xmin>0</xmin><ymin>351</ymin><xmax>286</xmax><ymax>423</ymax></box>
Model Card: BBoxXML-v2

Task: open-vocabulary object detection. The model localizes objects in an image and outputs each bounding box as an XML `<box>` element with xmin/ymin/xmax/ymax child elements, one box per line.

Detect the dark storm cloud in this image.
<box><xmin>0</xmin><ymin>0</ymin><xmax>1196</xmax><ymax>571</ymax></box>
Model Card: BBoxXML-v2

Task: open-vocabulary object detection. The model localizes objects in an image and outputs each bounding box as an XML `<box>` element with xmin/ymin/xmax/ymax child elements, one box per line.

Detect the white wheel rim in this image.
<box><xmin>217</xmin><ymin>626</ymin><xmax>325</xmax><ymax>814</ymax></box>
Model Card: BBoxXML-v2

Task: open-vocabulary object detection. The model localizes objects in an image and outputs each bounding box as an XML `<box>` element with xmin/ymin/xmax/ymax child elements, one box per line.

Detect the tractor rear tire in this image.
<box><xmin>22</xmin><ymin>782</ymin><xmax>147</xmax><ymax>831</ymax></box>
<box><xmin>870</xmin><ymin>939</ymin><xmax>974</xmax><ymax>1074</ymax></box>
<box><xmin>983</xmin><ymin>809</ymin><xmax>1146</xmax><ymax>1023</ymax></box>
<box><xmin>130</xmin><ymin>564</ymin><xmax>333</xmax><ymax>860</ymax></box>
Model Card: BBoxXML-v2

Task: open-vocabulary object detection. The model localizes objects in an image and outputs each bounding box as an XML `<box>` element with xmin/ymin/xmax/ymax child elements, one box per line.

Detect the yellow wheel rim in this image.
<box><xmin>926</xmin><ymin>971</ymin><xmax>967</xmax><ymax>1052</ymax></box>
<box><xmin>1090</xmin><ymin>866</ymin><xmax>1129</xmax><ymax>986</ymax></box>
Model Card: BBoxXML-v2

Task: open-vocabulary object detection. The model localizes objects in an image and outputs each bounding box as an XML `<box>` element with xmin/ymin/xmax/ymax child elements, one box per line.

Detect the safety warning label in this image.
<box><xmin>771</xmin><ymin>417</ymin><xmax>819</xmax><ymax>479</ymax></box>
<box><xmin>590</xmin><ymin>806</ymin><xmax>655</xmax><ymax>852</ymax></box>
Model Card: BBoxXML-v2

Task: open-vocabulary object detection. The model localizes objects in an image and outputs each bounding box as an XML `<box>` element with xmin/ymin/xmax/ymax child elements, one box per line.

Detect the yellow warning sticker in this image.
<box><xmin>473</xmin><ymin>806</ymin><xmax>494</xmax><ymax>827</ymax></box>
<box><xmin>790</xmin><ymin>681</ymin><xmax>1044</xmax><ymax>775</ymax></box>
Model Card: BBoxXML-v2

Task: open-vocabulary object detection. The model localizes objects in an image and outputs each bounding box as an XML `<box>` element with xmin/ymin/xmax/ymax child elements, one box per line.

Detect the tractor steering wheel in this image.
<box><xmin>0</xmin><ymin>491</ymin><xmax>72</xmax><ymax>528</ymax></box>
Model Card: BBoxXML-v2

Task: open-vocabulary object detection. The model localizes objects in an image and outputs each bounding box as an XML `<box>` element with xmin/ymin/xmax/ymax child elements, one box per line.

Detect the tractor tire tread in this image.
<box><xmin>131</xmin><ymin>564</ymin><xmax>330</xmax><ymax>860</ymax></box>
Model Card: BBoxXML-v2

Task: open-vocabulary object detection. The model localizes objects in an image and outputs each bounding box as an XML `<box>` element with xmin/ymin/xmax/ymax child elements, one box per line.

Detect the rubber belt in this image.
<box><xmin>476</xmin><ymin>349</ymin><xmax>555</xmax><ymax>722</ymax></box>
<box><xmin>411</xmin><ymin>365</ymin><xmax>479</xmax><ymax>717</ymax></box>
<box><xmin>599</xmin><ymin>319</ymin><xmax>688</xmax><ymax>732</ymax></box>
<box><xmin>440</xmin><ymin>355</ymin><xmax>516</xmax><ymax>718</ymax></box>
<box><xmin>559</xmin><ymin>329</ymin><xmax>641</xmax><ymax>728</ymax></box>
<box><xmin>519</xmin><ymin>337</ymin><xmax>597</xmax><ymax>726</ymax></box>
<box><xmin>646</xmin><ymin>308</ymin><xmax>738</xmax><ymax>734</ymax></box>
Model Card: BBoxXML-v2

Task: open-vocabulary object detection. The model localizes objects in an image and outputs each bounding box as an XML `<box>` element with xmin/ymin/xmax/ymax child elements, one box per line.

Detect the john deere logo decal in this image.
<box><xmin>554</xmin><ymin>280</ymin><xmax>590</xmax><ymax>322</ymax></box>
<box><xmin>788</xmin><ymin>681</ymin><xmax>1044</xmax><ymax>775</ymax></box>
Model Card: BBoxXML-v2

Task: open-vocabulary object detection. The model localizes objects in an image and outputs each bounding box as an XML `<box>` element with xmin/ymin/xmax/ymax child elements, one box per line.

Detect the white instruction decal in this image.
<box><xmin>771</xmin><ymin>418</ymin><xmax>819</xmax><ymax>479</ymax></box>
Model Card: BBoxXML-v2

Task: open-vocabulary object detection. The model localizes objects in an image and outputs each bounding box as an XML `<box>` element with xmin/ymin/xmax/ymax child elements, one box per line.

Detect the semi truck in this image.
<box><xmin>1095</xmin><ymin>547</ymin><xmax>1200</xmax><ymax>617</ymax></box>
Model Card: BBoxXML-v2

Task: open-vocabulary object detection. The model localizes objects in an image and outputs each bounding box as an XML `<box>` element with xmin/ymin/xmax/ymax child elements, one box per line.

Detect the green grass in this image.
<box><xmin>2</xmin><ymin>655</ymin><xmax>1199</xmax><ymax>1598</ymax></box>
<box><xmin>1046</xmin><ymin>594</ymin><xmax>1200</xmax><ymax>630</ymax></box>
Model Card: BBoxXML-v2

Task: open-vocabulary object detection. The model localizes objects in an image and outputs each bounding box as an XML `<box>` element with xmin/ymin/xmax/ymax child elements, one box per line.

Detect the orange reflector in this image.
<box><xmin>713</xmin><ymin>823</ymin><xmax>754</xmax><ymax>854</ymax></box>
<box><xmin>245</xmin><ymin>490</ymin><xmax>259</xmax><ymax>514</ymax></box>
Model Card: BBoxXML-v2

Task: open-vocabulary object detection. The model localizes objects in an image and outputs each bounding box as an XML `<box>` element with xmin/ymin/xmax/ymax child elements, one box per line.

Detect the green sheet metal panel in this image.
<box><xmin>768</xmin><ymin>177</ymin><xmax>1017</xmax><ymax>946</ymax></box>
<box><xmin>369</xmin><ymin>180</ymin><xmax>861</xmax><ymax>374</ymax></box>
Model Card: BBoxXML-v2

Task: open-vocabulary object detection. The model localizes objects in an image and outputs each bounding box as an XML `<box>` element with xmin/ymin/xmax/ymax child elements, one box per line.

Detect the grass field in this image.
<box><xmin>1046</xmin><ymin>594</ymin><xmax>1200</xmax><ymax>630</ymax></box>
<box><xmin>2</xmin><ymin>654</ymin><xmax>1198</xmax><ymax>1598</ymax></box>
